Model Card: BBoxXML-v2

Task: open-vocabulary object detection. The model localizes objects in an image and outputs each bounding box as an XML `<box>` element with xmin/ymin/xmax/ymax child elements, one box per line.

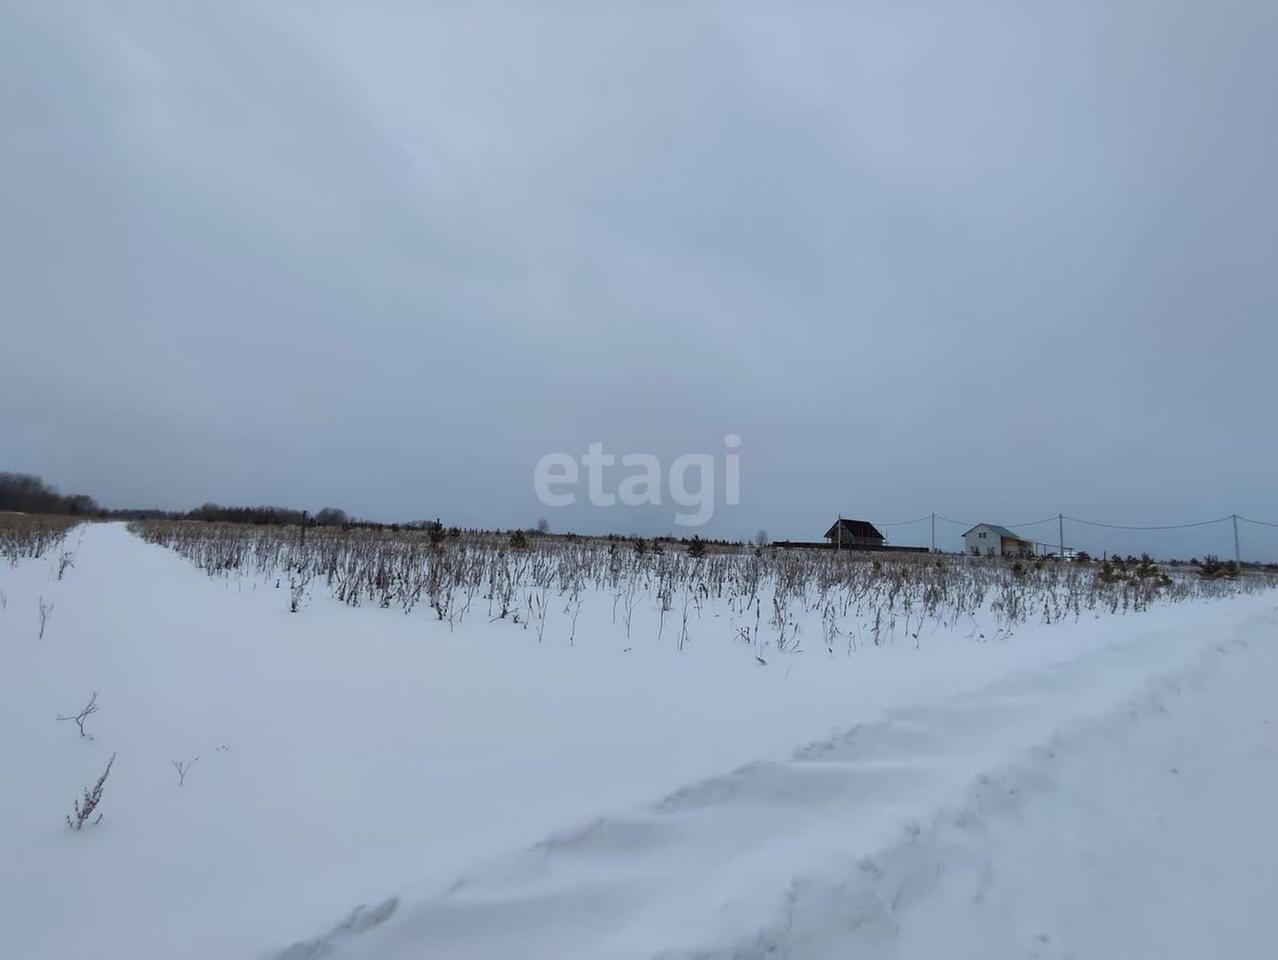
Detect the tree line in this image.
<box><xmin>0</xmin><ymin>472</ymin><xmax>366</xmax><ymax>528</ymax></box>
<box><xmin>0</xmin><ymin>472</ymin><xmax>99</xmax><ymax>516</ymax></box>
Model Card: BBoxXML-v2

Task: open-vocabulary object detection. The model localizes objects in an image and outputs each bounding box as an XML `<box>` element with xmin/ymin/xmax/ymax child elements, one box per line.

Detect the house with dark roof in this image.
<box><xmin>962</xmin><ymin>523</ymin><xmax>1033</xmax><ymax>558</ymax></box>
<box><xmin>823</xmin><ymin>517</ymin><xmax>885</xmax><ymax>551</ymax></box>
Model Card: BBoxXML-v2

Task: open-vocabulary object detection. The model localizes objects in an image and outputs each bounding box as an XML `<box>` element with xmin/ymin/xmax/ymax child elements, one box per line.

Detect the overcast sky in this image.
<box><xmin>2</xmin><ymin>0</ymin><xmax>1275</xmax><ymax>557</ymax></box>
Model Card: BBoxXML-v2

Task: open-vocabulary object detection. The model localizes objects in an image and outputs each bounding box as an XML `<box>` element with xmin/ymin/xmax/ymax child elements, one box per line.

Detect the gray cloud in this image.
<box><xmin>2</xmin><ymin>0</ymin><xmax>1275</xmax><ymax>557</ymax></box>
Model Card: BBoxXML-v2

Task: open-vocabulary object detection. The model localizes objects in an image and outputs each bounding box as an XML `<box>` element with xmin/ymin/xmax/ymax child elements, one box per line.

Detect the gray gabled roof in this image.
<box><xmin>962</xmin><ymin>523</ymin><xmax>1030</xmax><ymax>542</ymax></box>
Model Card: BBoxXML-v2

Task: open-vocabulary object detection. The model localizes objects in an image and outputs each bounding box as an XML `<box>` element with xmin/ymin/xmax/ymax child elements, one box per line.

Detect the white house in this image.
<box><xmin>963</xmin><ymin>523</ymin><xmax>1034</xmax><ymax>558</ymax></box>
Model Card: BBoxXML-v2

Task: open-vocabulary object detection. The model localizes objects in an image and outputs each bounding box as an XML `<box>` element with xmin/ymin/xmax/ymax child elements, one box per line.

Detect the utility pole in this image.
<box><xmin>931</xmin><ymin>512</ymin><xmax>936</xmax><ymax>553</ymax></box>
<box><xmin>1233</xmin><ymin>514</ymin><xmax>1240</xmax><ymax>564</ymax></box>
<box><xmin>835</xmin><ymin>515</ymin><xmax>841</xmax><ymax>552</ymax></box>
<box><xmin>1058</xmin><ymin>513</ymin><xmax>1064</xmax><ymax>559</ymax></box>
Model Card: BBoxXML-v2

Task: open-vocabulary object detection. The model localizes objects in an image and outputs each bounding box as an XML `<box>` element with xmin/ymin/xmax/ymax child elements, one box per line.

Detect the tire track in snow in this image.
<box><xmin>697</xmin><ymin>618</ymin><xmax>1278</xmax><ymax>960</ymax></box>
<box><xmin>265</xmin><ymin>608</ymin><xmax>1278</xmax><ymax>960</ymax></box>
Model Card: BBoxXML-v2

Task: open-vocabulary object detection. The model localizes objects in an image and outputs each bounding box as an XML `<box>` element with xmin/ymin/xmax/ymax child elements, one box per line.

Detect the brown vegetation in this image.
<box><xmin>130</xmin><ymin>520</ymin><xmax>1276</xmax><ymax>650</ymax></box>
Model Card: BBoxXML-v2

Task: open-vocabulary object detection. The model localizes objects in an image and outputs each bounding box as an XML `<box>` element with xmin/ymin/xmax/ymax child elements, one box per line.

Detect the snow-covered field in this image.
<box><xmin>2</xmin><ymin>522</ymin><xmax>1275</xmax><ymax>959</ymax></box>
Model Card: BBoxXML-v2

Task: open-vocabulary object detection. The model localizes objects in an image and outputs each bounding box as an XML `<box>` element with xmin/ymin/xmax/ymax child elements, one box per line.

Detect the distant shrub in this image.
<box><xmin>1132</xmin><ymin>554</ymin><xmax>1172</xmax><ymax>587</ymax></box>
<box><xmin>1198</xmin><ymin>555</ymin><xmax>1239</xmax><ymax>580</ymax></box>
<box><xmin>509</xmin><ymin>529</ymin><xmax>530</xmax><ymax>550</ymax></box>
<box><xmin>1097</xmin><ymin>554</ymin><xmax>1171</xmax><ymax>588</ymax></box>
<box><xmin>314</xmin><ymin>507</ymin><xmax>348</xmax><ymax>527</ymax></box>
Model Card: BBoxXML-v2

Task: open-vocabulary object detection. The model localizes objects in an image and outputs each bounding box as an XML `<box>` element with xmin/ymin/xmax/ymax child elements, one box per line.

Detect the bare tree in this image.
<box><xmin>56</xmin><ymin>691</ymin><xmax>99</xmax><ymax>738</ymax></box>
<box><xmin>754</xmin><ymin>530</ymin><xmax>769</xmax><ymax>547</ymax></box>
<box><xmin>537</xmin><ymin>517</ymin><xmax>550</xmax><ymax>534</ymax></box>
<box><xmin>171</xmin><ymin>755</ymin><xmax>199</xmax><ymax>786</ymax></box>
<box><xmin>67</xmin><ymin>754</ymin><xmax>115</xmax><ymax>830</ymax></box>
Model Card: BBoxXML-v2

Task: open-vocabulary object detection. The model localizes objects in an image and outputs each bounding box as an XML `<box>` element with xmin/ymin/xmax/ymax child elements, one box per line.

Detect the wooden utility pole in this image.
<box><xmin>931</xmin><ymin>512</ymin><xmax>936</xmax><ymax>552</ymax></box>
<box><xmin>1233</xmin><ymin>514</ymin><xmax>1240</xmax><ymax>564</ymax></box>
<box><xmin>835</xmin><ymin>515</ymin><xmax>841</xmax><ymax>552</ymax></box>
<box><xmin>1058</xmin><ymin>513</ymin><xmax>1064</xmax><ymax>559</ymax></box>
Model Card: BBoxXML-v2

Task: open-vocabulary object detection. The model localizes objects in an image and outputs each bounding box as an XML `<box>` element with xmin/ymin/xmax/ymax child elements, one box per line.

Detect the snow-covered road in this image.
<box><xmin>1</xmin><ymin>523</ymin><xmax>1274</xmax><ymax>959</ymax></box>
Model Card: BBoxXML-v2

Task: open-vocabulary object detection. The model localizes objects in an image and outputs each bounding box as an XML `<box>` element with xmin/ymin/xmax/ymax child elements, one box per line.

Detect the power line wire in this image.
<box><xmin>934</xmin><ymin>514</ymin><xmax>1060</xmax><ymax>531</ymax></box>
<box><xmin>1063</xmin><ymin>515</ymin><xmax>1231</xmax><ymax>531</ymax></box>
<box><xmin>871</xmin><ymin>515</ymin><xmax>932</xmax><ymax>527</ymax></box>
<box><xmin>1238</xmin><ymin>515</ymin><xmax>1278</xmax><ymax>529</ymax></box>
<box><xmin>1001</xmin><ymin>516</ymin><xmax>1060</xmax><ymax>528</ymax></box>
